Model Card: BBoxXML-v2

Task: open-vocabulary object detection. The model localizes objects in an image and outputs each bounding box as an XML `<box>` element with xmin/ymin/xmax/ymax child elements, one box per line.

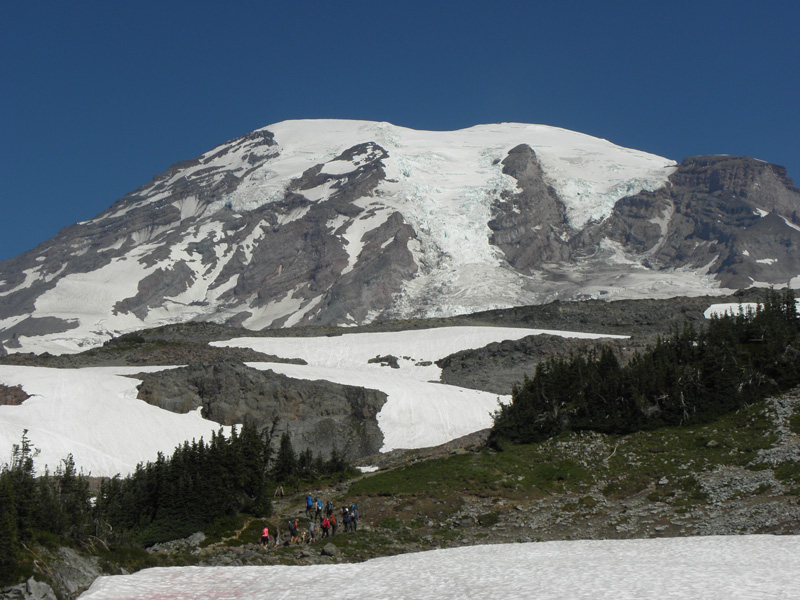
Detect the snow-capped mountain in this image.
<box><xmin>2</xmin><ymin>119</ymin><xmax>799</xmax><ymax>355</ymax></box>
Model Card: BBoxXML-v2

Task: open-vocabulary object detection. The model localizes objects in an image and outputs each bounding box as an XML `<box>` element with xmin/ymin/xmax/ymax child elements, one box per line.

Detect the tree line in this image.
<box><xmin>490</xmin><ymin>289</ymin><xmax>800</xmax><ymax>446</ymax></box>
<box><xmin>0</xmin><ymin>423</ymin><xmax>351</xmax><ymax>584</ymax></box>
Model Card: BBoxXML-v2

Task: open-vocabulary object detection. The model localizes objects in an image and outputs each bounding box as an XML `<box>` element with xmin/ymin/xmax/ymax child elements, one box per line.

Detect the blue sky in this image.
<box><xmin>2</xmin><ymin>0</ymin><xmax>798</xmax><ymax>262</ymax></box>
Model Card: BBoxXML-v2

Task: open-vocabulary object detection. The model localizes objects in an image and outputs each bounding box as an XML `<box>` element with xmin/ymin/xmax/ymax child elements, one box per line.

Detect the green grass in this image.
<box><xmin>774</xmin><ymin>461</ymin><xmax>800</xmax><ymax>495</ymax></box>
<box><xmin>199</xmin><ymin>514</ymin><xmax>251</xmax><ymax>547</ymax></box>
<box><xmin>349</xmin><ymin>446</ymin><xmax>589</xmax><ymax>501</ymax></box>
<box><xmin>789</xmin><ymin>413</ymin><xmax>800</xmax><ymax>435</ymax></box>
<box><xmin>349</xmin><ymin>397</ymin><xmax>784</xmax><ymax>521</ymax></box>
<box><xmin>96</xmin><ymin>545</ymin><xmax>163</xmax><ymax>574</ymax></box>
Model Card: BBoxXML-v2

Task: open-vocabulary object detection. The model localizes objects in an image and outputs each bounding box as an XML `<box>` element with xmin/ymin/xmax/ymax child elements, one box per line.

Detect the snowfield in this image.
<box><xmin>211</xmin><ymin>326</ymin><xmax>627</xmax><ymax>451</ymax></box>
<box><xmin>1</xmin><ymin>326</ymin><xmax>624</xmax><ymax>476</ymax></box>
<box><xmin>79</xmin><ymin>535</ymin><xmax>800</xmax><ymax>600</ymax></box>
<box><xmin>0</xmin><ymin>365</ymin><xmax>231</xmax><ymax>476</ymax></box>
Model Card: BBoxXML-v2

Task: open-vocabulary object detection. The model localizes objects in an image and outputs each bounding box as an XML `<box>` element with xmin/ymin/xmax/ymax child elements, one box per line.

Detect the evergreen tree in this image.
<box><xmin>271</xmin><ymin>432</ymin><xmax>296</xmax><ymax>482</ymax></box>
<box><xmin>6</xmin><ymin>431</ymin><xmax>37</xmax><ymax>540</ymax></box>
<box><xmin>0</xmin><ymin>473</ymin><xmax>19</xmax><ymax>585</ymax></box>
<box><xmin>55</xmin><ymin>455</ymin><xmax>92</xmax><ymax>540</ymax></box>
<box><xmin>490</xmin><ymin>289</ymin><xmax>800</xmax><ymax>447</ymax></box>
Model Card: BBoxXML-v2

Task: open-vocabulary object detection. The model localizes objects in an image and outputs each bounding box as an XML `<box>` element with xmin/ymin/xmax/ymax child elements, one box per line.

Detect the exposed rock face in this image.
<box><xmin>488</xmin><ymin>144</ymin><xmax>571</xmax><ymax>271</ymax></box>
<box><xmin>437</xmin><ymin>335</ymin><xmax>630</xmax><ymax>395</ymax></box>
<box><xmin>0</xmin><ymin>548</ymin><xmax>104</xmax><ymax>600</ymax></box>
<box><xmin>135</xmin><ymin>359</ymin><xmax>387</xmax><ymax>461</ymax></box>
<box><xmin>435</xmin><ymin>291</ymin><xmax>768</xmax><ymax>395</ymax></box>
<box><xmin>0</xmin><ymin>578</ymin><xmax>57</xmax><ymax>600</ymax></box>
<box><xmin>584</xmin><ymin>156</ymin><xmax>800</xmax><ymax>288</ymax></box>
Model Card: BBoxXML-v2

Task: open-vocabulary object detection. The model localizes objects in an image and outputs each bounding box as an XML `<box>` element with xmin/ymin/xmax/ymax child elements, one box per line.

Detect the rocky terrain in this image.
<box><xmin>153</xmin><ymin>386</ymin><xmax>800</xmax><ymax>566</ymax></box>
<box><xmin>3</xmin><ymin>290</ymin><xmax>799</xmax><ymax>599</ymax></box>
<box><xmin>6</xmin><ymin>381</ymin><xmax>798</xmax><ymax>599</ymax></box>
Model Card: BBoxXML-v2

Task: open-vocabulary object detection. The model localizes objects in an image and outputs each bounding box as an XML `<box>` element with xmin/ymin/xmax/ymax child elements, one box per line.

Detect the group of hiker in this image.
<box><xmin>259</xmin><ymin>495</ymin><xmax>361</xmax><ymax>549</ymax></box>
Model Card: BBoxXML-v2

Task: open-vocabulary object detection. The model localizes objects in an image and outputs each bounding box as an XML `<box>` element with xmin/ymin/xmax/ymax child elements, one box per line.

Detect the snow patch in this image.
<box><xmin>704</xmin><ymin>299</ymin><xmax>800</xmax><ymax>319</ymax></box>
<box><xmin>240</xmin><ymin>290</ymin><xmax>306</xmax><ymax>330</ymax></box>
<box><xmin>78</xmin><ymin>535</ymin><xmax>800</xmax><ymax>600</ymax></box>
<box><xmin>704</xmin><ymin>303</ymin><xmax>760</xmax><ymax>319</ymax></box>
<box><xmin>781</xmin><ymin>216</ymin><xmax>800</xmax><ymax>233</ymax></box>
<box><xmin>172</xmin><ymin>196</ymin><xmax>203</xmax><ymax>221</ymax></box>
<box><xmin>0</xmin><ymin>365</ymin><xmax>230</xmax><ymax>477</ymax></box>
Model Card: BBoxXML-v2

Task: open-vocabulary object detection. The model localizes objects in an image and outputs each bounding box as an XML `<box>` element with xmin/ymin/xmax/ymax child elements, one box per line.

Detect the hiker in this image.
<box><xmin>315</xmin><ymin>498</ymin><xmax>322</xmax><ymax>522</ymax></box>
<box><xmin>273</xmin><ymin>526</ymin><xmax>281</xmax><ymax>548</ymax></box>
<box><xmin>321</xmin><ymin>516</ymin><xmax>330</xmax><ymax>538</ymax></box>
<box><xmin>305</xmin><ymin>495</ymin><xmax>314</xmax><ymax>519</ymax></box>
<box><xmin>308</xmin><ymin>519</ymin><xmax>317</xmax><ymax>542</ymax></box>
<box><xmin>342</xmin><ymin>507</ymin><xmax>351</xmax><ymax>532</ymax></box>
<box><xmin>326</xmin><ymin>499</ymin><xmax>334</xmax><ymax>518</ymax></box>
<box><xmin>330</xmin><ymin>512</ymin><xmax>338</xmax><ymax>535</ymax></box>
<box><xmin>289</xmin><ymin>518</ymin><xmax>300</xmax><ymax>544</ymax></box>
<box><xmin>351</xmin><ymin>504</ymin><xmax>359</xmax><ymax>531</ymax></box>
<box><xmin>261</xmin><ymin>525</ymin><xmax>270</xmax><ymax>548</ymax></box>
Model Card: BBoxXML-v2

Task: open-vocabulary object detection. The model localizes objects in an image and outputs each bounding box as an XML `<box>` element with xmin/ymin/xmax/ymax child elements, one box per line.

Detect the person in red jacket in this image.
<box><xmin>260</xmin><ymin>525</ymin><xmax>270</xmax><ymax>548</ymax></box>
<box><xmin>321</xmin><ymin>516</ymin><xmax>330</xmax><ymax>538</ymax></box>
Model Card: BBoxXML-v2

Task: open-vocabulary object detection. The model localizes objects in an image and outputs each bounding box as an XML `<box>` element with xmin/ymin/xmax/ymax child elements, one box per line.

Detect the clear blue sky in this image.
<box><xmin>2</xmin><ymin>0</ymin><xmax>798</xmax><ymax>262</ymax></box>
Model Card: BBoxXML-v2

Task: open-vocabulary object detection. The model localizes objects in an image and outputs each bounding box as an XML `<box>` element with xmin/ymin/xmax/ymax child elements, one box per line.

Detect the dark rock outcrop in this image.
<box><xmin>135</xmin><ymin>359</ymin><xmax>387</xmax><ymax>461</ymax></box>
<box><xmin>0</xmin><ymin>384</ymin><xmax>29</xmax><ymax>406</ymax></box>
<box><xmin>585</xmin><ymin>155</ymin><xmax>800</xmax><ymax>288</ymax></box>
<box><xmin>488</xmin><ymin>144</ymin><xmax>572</xmax><ymax>271</ymax></box>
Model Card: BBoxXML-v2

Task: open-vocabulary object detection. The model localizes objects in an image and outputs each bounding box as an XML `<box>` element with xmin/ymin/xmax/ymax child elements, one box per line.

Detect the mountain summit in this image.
<box><xmin>2</xmin><ymin>120</ymin><xmax>799</xmax><ymax>354</ymax></box>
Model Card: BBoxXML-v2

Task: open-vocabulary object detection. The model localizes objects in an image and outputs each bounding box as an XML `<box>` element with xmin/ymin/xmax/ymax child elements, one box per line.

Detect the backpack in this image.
<box><xmin>317</xmin><ymin>500</ymin><xmax>322</xmax><ymax>510</ymax></box>
<box><xmin>306</xmin><ymin>495</ymin><xmax>313</xmax><ymax>508</ymax></box>
<box><xmin>326</xmin><ymin>500</ymin><xmax>333</xmax><ymax>513</ymax></box>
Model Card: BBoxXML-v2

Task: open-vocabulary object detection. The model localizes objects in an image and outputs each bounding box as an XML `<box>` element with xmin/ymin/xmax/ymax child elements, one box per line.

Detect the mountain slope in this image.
<box><xmin>1</xmin><ymin>120</ymin><xmax>798</xmax><ymax>355</ymax></box>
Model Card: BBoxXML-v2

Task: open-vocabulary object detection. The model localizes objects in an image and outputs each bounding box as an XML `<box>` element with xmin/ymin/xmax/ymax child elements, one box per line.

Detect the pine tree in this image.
<box><xmin>7</xmin><ymin>431</ymin><xmax>37</xmax><ymax>540</ymax></box>
<box><xmin>0</xmin><ymin>473</ymin><xmax>19</xmax><ymax>585</ymax></box>
<box><xmin>490</xmin><ymin>289</ymin><xmax>800</xmax><ymax>445</ymax></box>
<box><xmin>271</xmin><ymin>432</ymin><xmax>296</xmax><ymax>482</ymax></box>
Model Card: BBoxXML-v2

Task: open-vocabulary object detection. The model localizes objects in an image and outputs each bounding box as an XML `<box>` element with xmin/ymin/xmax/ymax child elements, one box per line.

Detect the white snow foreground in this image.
<box><xmin>211</xmin><ymin>326</ymin><xmax>626</xmax><ymax>452</ymax></box>
<box><xmin>0</xmin><ymin>365</ymin><xmax>231</xmax><ymax>477</ymax></box>
<box><xmin>79</xmin><ymin>535</ymin><xmax>800</xmax><ymax>600</ymax></box>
